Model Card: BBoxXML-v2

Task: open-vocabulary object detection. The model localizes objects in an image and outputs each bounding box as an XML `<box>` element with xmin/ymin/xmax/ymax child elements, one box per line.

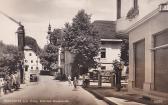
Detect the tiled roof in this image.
<box><xmin>92</xmin><ymin>20</ymin><xmax>118</xmax><ymax>39</ymax></box>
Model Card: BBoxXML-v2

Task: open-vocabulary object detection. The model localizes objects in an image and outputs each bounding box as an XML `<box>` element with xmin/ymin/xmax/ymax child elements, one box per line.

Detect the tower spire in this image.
<box><xmin>47</xmin><ymin>22</ymin><xmax>52</xmax><ymax>44</ymax></box>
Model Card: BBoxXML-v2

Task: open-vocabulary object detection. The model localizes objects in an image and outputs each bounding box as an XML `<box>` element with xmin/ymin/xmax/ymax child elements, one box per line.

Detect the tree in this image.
<box><xmin>25</xmin><ymin>36</ymin><xmax>41</xmax><ymax>54</ymax></box>
<box><xmin>0</xmin><ymin>41</ymin><xmax>20</xmax><ymax>74</ymax></box>
<box><xmin>120</xmin><ymin>39</ymin><xmax>129</xmax><ymax>66</ymax></box>
<box><xmin>39</xmin><ymin>29</ymin><xmax>62</xmax><ymax>71</ymax></box>
<box><xmin>62</xmin><ymin>10</ymin><xmax>100</xmax><ymax>76</ymax></box>
<box><xmin>40</xmin><ymin>44</ymin><xmax>58</xmax><ymax>70</ymax></box>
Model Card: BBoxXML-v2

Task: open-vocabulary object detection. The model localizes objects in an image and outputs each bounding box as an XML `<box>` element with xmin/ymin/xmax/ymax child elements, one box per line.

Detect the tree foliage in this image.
<box><xmin>39</xmin><ymin>29</ymin><xmax>62</xmax><ymax>70</ymax></box>
<box><xmin>62</xmin><ymin>10</ymin><xmax>100</xmax><ymax>75</ymax></box>
<box><xmin>40</xmin><ymin>44</ymin><xmax>58</xmax><ymax>70</ymax></box>
<box><xmin>120</xmin><ymin>39</ymin><xmax>129</xmax><ymax>66</ymax></box>
<box><xmin>25</xmin><ymin>36</ymin><xmax>41</xmax><ymax>55</ymax></box>
<box><xmin>0</xmin><ymin>41</ymin><xmax>20</xmax><ymax>74</ymax></box>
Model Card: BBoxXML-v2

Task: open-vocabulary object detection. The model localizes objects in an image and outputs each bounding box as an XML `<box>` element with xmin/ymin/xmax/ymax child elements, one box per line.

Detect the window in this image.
<box><xmin>36</xmin><ymin>67</ymin><xmax>38</xmax><ymax>70</ymax></box>
<box><xmin>25</xmin><ymin>65</ymin><xmax>29</xmax><ymax>71</ymax></box>
<box><xmin>31</xmin><ymin>60</ymin><xmax>33</xmax><ymax>63</ymax></box>
<box><xmin>36</xmin><ymin>60</ymin><xmax>38</xmax><ymax>63</ymax></box>
<box><xmin>31</xmin><ymin>67</ymin><xmax>33</xmax><ymax>69</ymax></box>
<box><xmin>29</xmin><ymin>53</ymin><xmax>32</xmax><ymax>56</ymax></box>
<box><xmin>25</xmin><ymin>60</ymin><xmax>28</xmax><ymax>63</ymax></box>
<box><xmin>101</xmin><ymin>48</ymin><xmax>106</xmax><ymax>58</ymax></box>
<box><xmin>101</xmin><ymin>66</ymin><xmax>106</xmax><ymax>70</ymax></box>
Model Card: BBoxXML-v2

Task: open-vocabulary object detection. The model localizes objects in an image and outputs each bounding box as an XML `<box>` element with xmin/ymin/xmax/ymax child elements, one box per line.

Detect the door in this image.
<box><xmin>154</xmin><ymin>29</ymin><xmax>168</xmax><ymax>93</ymax></box>
<box><xmin>134</xmin><ymin>39</ymin><xmax>145</xmax><ymax>89</ymax></box>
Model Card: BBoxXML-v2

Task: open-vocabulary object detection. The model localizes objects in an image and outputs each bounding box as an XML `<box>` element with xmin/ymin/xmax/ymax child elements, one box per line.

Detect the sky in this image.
<box><xmin>0</xmin><ymin>0</ymin><xmax>116</xmax><ymax>48</ymax></box>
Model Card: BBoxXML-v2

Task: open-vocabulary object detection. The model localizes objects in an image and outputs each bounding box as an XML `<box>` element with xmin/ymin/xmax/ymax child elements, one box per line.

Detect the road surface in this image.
<box><xmin>0</xmin><ymin>76</ymin><xmax>107</xmax><ymax>105</ymax></box>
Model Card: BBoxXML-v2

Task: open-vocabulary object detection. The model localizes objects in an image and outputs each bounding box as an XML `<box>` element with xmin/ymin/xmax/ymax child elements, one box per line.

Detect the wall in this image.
<box><xmin>128</xmin><ymin>12</ymin><xmax>168</xmax><ymax>94</ymax></box>
<box><xmin>100</xmin><ymin>42</ymin><xmax>121</xmax><ymax>70</ymax></box>
<box><xmin>24</xmin><ymin>49</ymin><xmax>42</xmax><ymax>83</ymax></box>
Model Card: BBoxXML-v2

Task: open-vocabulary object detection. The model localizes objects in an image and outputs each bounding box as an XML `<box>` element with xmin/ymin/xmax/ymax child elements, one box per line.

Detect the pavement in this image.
<box><xmin>0</xmin><ymin>76</ymin><xmax>107</xmax><ymax>105</ymax></box>
<box><xmin>86</xmin><ymin>82</ymin><xmax>167</xmax><ymax>105</ymax></box>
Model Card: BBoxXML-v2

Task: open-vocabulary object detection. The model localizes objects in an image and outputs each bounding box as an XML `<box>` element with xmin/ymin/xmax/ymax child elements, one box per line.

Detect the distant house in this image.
<box><xmin>24</xmin><ymin>46</ymin><xmax>42</xmax><ymax>83</ymax></box>
<box><xmin>116</xmin><ymin>0</ymin><xmax>168</xmax><ymax>97</ymax></box>
<box><xmin>92</xmin><ymin>20</ymin><xmax>122</xmax><ymax>71</ymax></box>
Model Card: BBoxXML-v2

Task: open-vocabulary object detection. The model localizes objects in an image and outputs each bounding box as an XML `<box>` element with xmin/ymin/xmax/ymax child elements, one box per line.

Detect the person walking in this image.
<box><xmin>68</xmin><ymin>75</ymin><xmax>72</xmax><ymax>86</ymax></box>
<box><xmin>73</xmin><ymin>77</ymin><xmax>77</xmax><ymax>89</ymax></box>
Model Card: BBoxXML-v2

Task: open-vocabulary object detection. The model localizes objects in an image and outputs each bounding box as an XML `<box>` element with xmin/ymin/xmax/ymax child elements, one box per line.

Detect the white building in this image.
<box><xmin>24</xmin><ymin>46</ymin><xmax>42</xmax><ymax>83</ymax></box>
<box><xmin>93</xmin><ymin>20</ymin><xmax>122</xmax><ymax>71</ymax></box>
<box><xmin>116</xmin><ymin>0</ymin><xmax>168</xmax><ymax>98</ymax></box>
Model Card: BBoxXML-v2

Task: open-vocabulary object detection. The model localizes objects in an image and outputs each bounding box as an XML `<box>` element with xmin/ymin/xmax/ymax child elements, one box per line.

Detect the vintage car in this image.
<box><xmin>30</xmin><ymin>74</ymin><xmax>38</xmax><ymax>82</ymax></box>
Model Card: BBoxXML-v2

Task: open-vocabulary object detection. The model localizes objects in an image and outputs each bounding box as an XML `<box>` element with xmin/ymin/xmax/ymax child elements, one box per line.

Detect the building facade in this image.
<box><xmin>93</xmin><ymin>21</ymin><xmax>122</xmax><ymax>71</ymax></box>
<box><xmin>24</xmin><ymin>46</ymin><xmax>42</xmax><ymax>83</ymax></box>
<box><xmin>116</xmin><ymin>0</ymin><xmax>168</xmax><ymax>97</ymax></box>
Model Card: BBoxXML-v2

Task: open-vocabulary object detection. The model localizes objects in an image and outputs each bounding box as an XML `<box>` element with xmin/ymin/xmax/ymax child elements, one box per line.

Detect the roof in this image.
<box><xmin>92</xmin><ymin>20</ymin><xmax>118</xmax><ymax>39</ymax></box>
<box><xmin>24</xmin><ymin>46</ymin><xmax>32</xmax><ymax>50</ymax></box>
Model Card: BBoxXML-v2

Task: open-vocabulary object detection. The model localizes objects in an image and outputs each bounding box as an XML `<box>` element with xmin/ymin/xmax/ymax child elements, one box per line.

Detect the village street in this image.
<box><xmin>0</xmin><ymin>76</ymin><xmax>107</xmax><ymax>105</ymax></box>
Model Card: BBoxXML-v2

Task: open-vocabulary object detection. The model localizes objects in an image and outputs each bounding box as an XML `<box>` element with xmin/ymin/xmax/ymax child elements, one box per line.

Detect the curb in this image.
<box><xmin>86</xmin><ymin>88</ymin><xmax>162</xmax><ymax>105</ymax></box>
<box><xmin>86</xmin><ymin>89</ymin><xmax>117</xmax><ymax>105</ymax></box>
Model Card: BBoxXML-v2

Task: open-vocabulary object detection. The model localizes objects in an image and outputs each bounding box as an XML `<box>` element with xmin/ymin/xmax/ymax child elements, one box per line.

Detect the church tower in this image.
<box><xmin>46</xmin><ymin>23</ymin><xmax>52</xmax><ymax>44</ymax></box>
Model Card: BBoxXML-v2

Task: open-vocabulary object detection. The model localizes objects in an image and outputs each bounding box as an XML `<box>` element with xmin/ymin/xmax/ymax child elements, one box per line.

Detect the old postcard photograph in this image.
<box><xmin>0</xmin><ymin>0</ymin><xmax>168</xmax><ymax>105</ymax></box>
